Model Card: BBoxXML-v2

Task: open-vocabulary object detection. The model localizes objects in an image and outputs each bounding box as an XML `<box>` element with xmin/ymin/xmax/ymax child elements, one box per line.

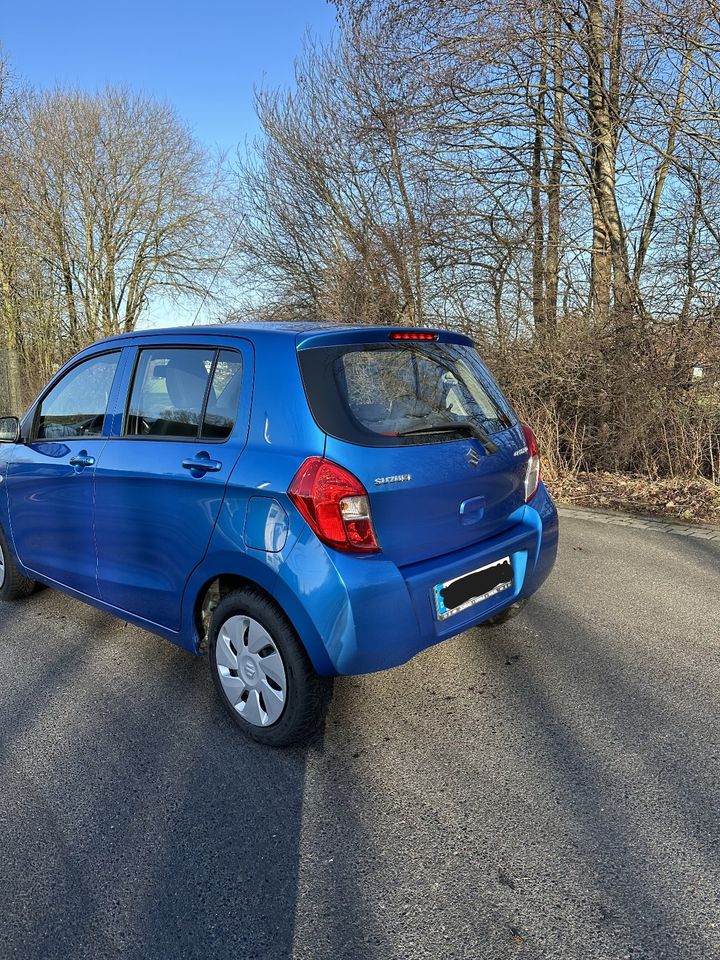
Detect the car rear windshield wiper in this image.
<box><xmin>397</xmin><ymin>421</ymin><xmax>497</xmax><ymax>454</ymax></box>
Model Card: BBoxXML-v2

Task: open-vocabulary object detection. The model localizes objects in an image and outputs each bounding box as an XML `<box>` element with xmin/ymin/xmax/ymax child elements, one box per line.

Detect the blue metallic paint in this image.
<box><xmin>460</xmin><ymin>495</ymin><xmax>486</xmax><ymax>525</ymax></box>
<box><xmin>4</xmin><ymin>347</ymin><xmax>126</xmax><ymax>596</ymax></box>
<box><xmin>0</xmin><ymin>323</ymin><xmax>559</xmax><ymax>679</ymax></box>
<box><xmin>273</xmin><ymin>485</ymin><xmax>558</xmax><ymax>675</ymax></box>
<box><xmin>6</xmin><ymin>436</ymin><xmax>108</xmax><ymax>596</ymax></box>
<box><xmin>324</xmin><ymin>426</ymin><xmax>528</xmax><ymax>567</ymax></box>
<box><xmin>91</xmin><ymin>337</ymin><xmax>254</xmax><ymax>630</ymax></box>
<box><xmin>244</xmin><ymin>497</ymin><xmax>289</xmax><ymax>552</ymax></box>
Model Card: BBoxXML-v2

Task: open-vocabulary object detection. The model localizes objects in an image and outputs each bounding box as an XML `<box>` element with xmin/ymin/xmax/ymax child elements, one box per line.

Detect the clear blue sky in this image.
<box><xmin>2</xmin><ymin>0</ymin><xmax>337</xmax><ymax>153</ymax></box>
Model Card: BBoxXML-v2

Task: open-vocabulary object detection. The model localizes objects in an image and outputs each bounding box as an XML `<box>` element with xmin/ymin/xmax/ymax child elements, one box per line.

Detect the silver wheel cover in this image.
<box><xmin>215</xmin><ymin>615</ymin><xmax>287</xmax><ymax>727</ymax></box>
<box><xmin>0</xmin><ymin>542</ymin><xmax>5</xmax><ymax>589</ymax></box>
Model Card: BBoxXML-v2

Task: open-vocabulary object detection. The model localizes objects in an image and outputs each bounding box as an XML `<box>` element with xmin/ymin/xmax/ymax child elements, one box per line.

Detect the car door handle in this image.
<box><xmin>182</xmin><ymin>456</ymin><xmax>223</xmax><ymax>474</ymax></box>
<box><xmin>69</xmin><ymin>454</ymin><xmax>95</xmax><ymax>468</ymax></box>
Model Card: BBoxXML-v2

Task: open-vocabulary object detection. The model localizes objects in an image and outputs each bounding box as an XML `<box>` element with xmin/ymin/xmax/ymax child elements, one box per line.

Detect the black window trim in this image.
<box><xmin>120</xmin><ymin>344</ymin><xmax>243</xmax><ymax>444</ymax></box>
<box><xmin>29</xmin><ymin>348</ymin><xmax>123</xmax><ymax>443</ymax></box>
<box><xmin>297</xmin><ymin>340</ymin><xmax>516</xmax><ymax>449</ymax></box>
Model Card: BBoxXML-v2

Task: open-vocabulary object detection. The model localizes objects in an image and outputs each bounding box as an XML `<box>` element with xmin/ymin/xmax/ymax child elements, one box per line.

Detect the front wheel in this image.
<box><xmin>208</xmin><ymin>587</ymin><xmax>330</xmax><ymax>747</ymax></box>
<box><xmin>0</xmin><ymin>527</ymin><xmax>37</xmax><ymax>601</ymax></box>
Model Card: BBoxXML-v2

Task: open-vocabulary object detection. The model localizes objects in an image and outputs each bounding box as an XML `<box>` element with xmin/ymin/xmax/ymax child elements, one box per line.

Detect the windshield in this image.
<box><xmin>298</xmin><ymin>341</ymin><xmax>515</xmax><ymax>447</ymax></box>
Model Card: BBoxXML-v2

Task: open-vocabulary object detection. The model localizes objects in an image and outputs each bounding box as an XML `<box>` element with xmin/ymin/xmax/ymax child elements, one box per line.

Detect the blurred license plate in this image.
<box><xmin>434</xmin><ymin>556</ymin><xmax>513</xmax><ymax>620</ymax></box>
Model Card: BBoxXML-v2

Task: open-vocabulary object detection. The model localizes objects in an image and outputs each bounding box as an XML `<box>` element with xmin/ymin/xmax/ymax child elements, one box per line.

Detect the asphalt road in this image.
<box><xmin>0</xmin><ymin>515</ymin><xmax>718</xmax><ymax>960</ymax></box>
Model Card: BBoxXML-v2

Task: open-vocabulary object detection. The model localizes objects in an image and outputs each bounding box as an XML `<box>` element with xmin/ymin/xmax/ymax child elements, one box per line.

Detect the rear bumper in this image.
<box><xmin>280</xmin><ymin>481</ymin><xmax>559</xmax><ymax>676</ymax></box>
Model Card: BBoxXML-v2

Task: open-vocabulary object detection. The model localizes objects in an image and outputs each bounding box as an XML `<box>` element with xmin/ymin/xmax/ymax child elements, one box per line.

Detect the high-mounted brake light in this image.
<box><xmin>388</xmin><ymin>331</ymin><xmax>438</xmax><ymax>341</ymax></box>
<box><xmin>288</xmin><ymin>457</ymin><xmax>379</xmax><ymax>553</ymax></box>
<box><xmin>522</xmin><ymin>424</ymin><xmax>541</xmax><ymax>502</ymax></box>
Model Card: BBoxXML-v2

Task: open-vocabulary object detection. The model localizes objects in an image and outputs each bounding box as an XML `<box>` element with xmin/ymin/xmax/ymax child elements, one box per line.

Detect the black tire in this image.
<box><xmin>208</xmin><ymin>587</ymin><xmax>331</xmax><ymax>747</ymax></box>
<box><xmin>0</xmin><ymin>525</ymin><xmax>37</xmax><ymax>601</ymax></box>
<box><xmin>480</xmin><ymin>598</ymin><xmax>527</xmax><ymax>627</ymax></box>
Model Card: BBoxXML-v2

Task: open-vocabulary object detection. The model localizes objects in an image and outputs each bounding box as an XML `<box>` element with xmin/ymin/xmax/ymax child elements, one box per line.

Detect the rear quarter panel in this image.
<box><xmin>179</xmin><ymin>331</ymin><xmax>332</xmax><ymax>662</ymax></box>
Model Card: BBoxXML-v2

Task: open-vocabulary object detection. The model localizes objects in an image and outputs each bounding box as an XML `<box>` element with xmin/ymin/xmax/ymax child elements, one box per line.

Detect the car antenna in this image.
<box><xmin>191</xmin><ymin>215</ymin><xmax>245</xmax><ymax>327</ymax></box>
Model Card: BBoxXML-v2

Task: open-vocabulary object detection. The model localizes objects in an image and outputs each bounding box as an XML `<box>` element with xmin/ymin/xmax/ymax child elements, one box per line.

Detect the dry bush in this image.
<box><xmin>481</xmin><ymin>317</ymin><xmax>720</xmax><ymax>485</ymax></box>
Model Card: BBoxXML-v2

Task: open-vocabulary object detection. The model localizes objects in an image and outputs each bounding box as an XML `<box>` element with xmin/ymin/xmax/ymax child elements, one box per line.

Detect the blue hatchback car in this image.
<box><xmin>0</xmin><ymin>323</ymin><xmax>558</xmax><ymax>744</ymax></box>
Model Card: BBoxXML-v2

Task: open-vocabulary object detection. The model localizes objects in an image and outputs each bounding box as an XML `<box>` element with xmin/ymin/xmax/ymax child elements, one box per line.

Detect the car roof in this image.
<box><xmin>92</xmin><ymin>321</ymin><xmax>359</xmax><ymax>345</ymax></box>
<box><xmin>91</xmin><ymin>320</ymin><xmax>472</xmax><ymax>349</ymax></box>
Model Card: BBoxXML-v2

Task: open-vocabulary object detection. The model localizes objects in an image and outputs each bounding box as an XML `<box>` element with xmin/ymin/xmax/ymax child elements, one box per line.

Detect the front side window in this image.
<box><xmin>35</xmin><ymin>352</ymin><xmax>120</xmax><ymax>440</ymax></box>
<box><xmin>125</xmin><ymin>347</ymin><xmax>243</xmax><ymax>440</ymax></box>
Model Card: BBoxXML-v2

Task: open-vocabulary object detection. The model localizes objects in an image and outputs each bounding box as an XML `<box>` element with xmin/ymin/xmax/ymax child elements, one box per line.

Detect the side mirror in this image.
<box><xmin>0</xmin><ymin>416</ymin><xmax>20</xmax><ymax>443</ymax></box>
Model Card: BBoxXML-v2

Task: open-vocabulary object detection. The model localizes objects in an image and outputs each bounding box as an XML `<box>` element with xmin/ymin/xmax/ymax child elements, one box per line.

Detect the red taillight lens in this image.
<box><xmin>288</xmin><ymin>457</ymin><xmax>380</xmax><ymax>553</ymax></box>
<box><xmin>388</xmin><ymin>331</ymin><xmax>438</xmax><ymax>341</ymax></box>
<box><xmin>522</xmin><ymin>424</ymin><xmax>541</xmax><ymax>501</ymax></box>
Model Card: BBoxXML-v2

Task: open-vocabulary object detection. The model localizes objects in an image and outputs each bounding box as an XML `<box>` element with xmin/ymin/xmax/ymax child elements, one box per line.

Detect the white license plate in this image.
<box><xmin>433</xmin><ymin>556</ymin><xmax>513</xmax><ymax>620</ymax></box>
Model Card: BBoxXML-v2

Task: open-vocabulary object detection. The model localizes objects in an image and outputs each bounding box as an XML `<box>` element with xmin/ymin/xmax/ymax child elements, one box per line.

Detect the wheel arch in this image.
<box><xmin>183</xmin><ymin>552</ymin><xmax>337</xmax><ymax>676</ymax></box>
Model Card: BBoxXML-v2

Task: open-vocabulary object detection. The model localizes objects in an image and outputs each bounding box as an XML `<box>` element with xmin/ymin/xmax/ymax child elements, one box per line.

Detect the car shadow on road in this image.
<box><xmin>0</xmin><ymin>608</ymin><xmax>133</xmax><ymax>957</ymax></box>
<box><xmin>473</xmin><ymin>601</ymin><xmax>719</xmax><ymax>960</ymax></box>
<box><xmin>0</xmin><ymin>593</ymin><xmax>331</xmax><ymax>960</ymax></box>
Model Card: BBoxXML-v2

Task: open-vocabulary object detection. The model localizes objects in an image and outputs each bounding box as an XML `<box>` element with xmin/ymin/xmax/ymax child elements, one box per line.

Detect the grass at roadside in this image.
<box><xmin>547</xmin><ymin>471</ymin><xmax>720</xmax><ymax>526</ymax></box>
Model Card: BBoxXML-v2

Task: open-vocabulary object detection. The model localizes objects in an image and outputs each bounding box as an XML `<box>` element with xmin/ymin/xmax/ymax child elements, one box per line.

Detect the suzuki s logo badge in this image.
<box><xmin>374</xmin><ymin>474</ymin><xmax>412</xmax><ymax>485</ymax></box>
<box><xmin>466</xmin><ymin>448</ymin><xmax>481</xmax><ymax>467</ymax></box>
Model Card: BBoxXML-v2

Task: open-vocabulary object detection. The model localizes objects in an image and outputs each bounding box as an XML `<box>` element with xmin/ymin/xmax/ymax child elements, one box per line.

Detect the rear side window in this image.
<box><xmin>298</xmin><ymin>341</ymin><xmax>514</xmax><ymax>447</ymax></box>
<box><xmin>202</xmin><ymin>351</ymin><xmax>243</xmax><ymax>440</ymax></box>
<box><xmin>35</xmin><ymin>352</ymin><xmax>120</xmax><ymax>440</ymax></box>
<box><xmin>125</xmin><ymin>348</ymin><xmax>243</xmax><ymax>440</ymax></box>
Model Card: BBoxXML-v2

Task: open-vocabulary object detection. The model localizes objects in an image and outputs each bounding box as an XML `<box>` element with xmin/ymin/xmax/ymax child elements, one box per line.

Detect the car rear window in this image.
<box><xmin>298</xmin><ymin>341</ymin><xmax>515</xmax><ymax>446</ymax></box>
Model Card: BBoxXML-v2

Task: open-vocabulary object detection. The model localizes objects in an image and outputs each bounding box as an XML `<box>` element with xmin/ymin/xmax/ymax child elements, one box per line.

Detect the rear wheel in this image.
<box><xmin>208</xmin><ymin>587</ymin><xmax>330</xmax><ymax>747</ymax></box>
<box><xmin>0</xmin><ymin>527</ymin><xmax>37</xmax><ymax>601</ymax></box>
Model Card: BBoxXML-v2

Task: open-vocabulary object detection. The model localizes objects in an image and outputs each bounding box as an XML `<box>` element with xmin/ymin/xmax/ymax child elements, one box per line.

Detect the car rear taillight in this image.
<box><xmin>522</xmin><ymin>424</ymin><xmax>541</xmax><ymax>502</ymax></box>
<box><xmin>288</xmin><ymin>457</ymin><xmax>380</xmax><ymax>553</ymax></box>
<box><xmin>388</xmin><ymin>331</ymin><xmax>438</xmax><ymax>341</ymax></box>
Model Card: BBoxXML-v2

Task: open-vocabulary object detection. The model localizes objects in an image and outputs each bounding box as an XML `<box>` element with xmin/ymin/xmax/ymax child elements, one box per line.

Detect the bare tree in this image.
<box><xmin>231</xmin><ymin>34</ymin><xmax>435</xmax><ymax>325</ymax></box>
<box><xmin>228</xmin><ymin>0</ymin><xmax>720</xmax><ymax>481</ymax></box>
<box><xmin>11</xmin><ymin>87</ymin><xmax>226</xmax><ymax>347</ymax></box>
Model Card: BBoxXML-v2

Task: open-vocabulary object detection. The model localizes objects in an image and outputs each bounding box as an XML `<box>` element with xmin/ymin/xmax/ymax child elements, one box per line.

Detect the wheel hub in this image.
<box><xmin>240</xmin><ymin>655</ymin><xmax>258</xmax><ymax>685</ymax></box>
<box><xmin>214</xmin><ymin>614</ymin><xmax>287</xmax><ymax>727</ymax></box>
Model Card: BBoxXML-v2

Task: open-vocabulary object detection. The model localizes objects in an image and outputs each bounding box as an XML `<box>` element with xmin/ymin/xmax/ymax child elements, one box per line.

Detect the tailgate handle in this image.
<box><xmin>460</xmin><ymin>496</ymin><xmax>486</xmax><ymax>525</ymax></box>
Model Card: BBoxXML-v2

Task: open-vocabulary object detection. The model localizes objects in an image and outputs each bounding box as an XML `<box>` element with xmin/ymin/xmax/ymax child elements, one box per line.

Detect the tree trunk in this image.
<box><xmin>545</xmin><ymin>1</ymin><xmax>564</xmax><ymax>332</ymax></box>
<box><xmin>530</xmin><ymin>5</ymin><xmax>548</xmax><ymax>333</ymax></box>
<box><xmin>590</xmin><ymin>195</ymin><xmax>611</xmax><ymax>323</ymax></box>
<box><xmin>586</xmin><ymin>0</ymin><xmax>632</xmax><ymax>332</ymax></box>
<box><xmin>0</xmin><ymin>348</ymin><xmax>22</xmax><ymax>415</ymax></box>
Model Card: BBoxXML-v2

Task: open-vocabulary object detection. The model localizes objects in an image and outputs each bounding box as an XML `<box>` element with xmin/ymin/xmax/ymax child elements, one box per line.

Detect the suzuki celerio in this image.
<box><xmin>0</xmin><ymin>324</ymin><xmax>558</xmax><ymax>745</ymax></box>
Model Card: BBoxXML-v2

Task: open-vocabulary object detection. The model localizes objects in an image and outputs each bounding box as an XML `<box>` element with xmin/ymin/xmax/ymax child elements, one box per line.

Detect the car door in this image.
<box><xmin>93</xmin><ymin>342</ymin><xmax>251</xmax><ymax>631</ymax></box>
<box><xmin>6</xmin><ymin>350</ymin><xmax>123</xmax><ymax>596</ymax></box>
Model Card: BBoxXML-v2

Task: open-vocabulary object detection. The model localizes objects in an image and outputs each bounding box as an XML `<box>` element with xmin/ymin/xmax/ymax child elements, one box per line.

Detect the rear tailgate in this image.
<box><xmin>324</xmin><ymin>428</ymin><xmax>527</xmax><ymax>566</ymax></box>
<box><xmin>297</xmin><ymin>328</ymin><xmax>529</xmax><ymax>567</ymax></box>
